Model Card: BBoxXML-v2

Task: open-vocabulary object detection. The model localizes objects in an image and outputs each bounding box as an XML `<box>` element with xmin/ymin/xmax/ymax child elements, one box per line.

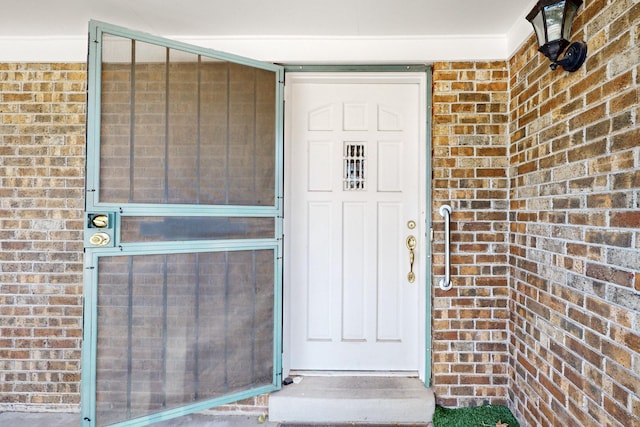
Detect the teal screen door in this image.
<box><xmin>81</xmin><ymin>21</ymin><xmax>284</xmax><ymax>426</ymax></box>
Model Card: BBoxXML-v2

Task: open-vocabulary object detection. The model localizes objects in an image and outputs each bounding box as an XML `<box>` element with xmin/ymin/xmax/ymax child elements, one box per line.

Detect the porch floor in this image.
<box><xmin>0</xmin><ymin>412</ymin><xmax>275</xmax><ymax>426</ymax></box>
<box><xmin>268</xmin><ymin>375</ymin><xmax>435</xmax><ymax>424</ymax></box>
<box><xmin>1</xmin><ymin>376</ymin><xmax>435</xmax><ymax>426</ymax></box>
<box><xmin>0</xmin><ymin>411</ymin><xmax>433</xmax><ymax>426</ymax></box>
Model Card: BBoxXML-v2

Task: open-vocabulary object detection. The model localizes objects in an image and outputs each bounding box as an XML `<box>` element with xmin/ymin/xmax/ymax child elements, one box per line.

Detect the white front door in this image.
<box><xmin>285</xmin><ymin>73</ymin><xmax>425</xmax><ymax>372</ymax></box>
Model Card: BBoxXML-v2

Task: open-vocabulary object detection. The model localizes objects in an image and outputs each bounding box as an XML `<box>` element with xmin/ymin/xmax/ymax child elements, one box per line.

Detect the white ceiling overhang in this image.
<box><xmin>0</xmin><ymin>0</ymin><xmax>537</xmax><ymax>63</ymax></box>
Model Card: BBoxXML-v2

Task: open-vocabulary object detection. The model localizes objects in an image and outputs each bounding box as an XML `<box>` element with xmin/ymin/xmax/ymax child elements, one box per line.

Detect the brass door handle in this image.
<box><xmin>406</xmin><ymin>235</ymin><xmax>416</xmax><ymax>283</ymax></box>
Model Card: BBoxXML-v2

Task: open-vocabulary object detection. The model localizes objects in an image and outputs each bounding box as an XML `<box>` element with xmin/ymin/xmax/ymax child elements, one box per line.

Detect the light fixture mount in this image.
<box><xmin>551</xmin><ymin>40</ymin><xmax>587</xmax><ymax>71</ymax></box>
<box><xmin>526</xmin><ymin>0</ymin><xmax>587</xmax><ymax>72</ymax></box>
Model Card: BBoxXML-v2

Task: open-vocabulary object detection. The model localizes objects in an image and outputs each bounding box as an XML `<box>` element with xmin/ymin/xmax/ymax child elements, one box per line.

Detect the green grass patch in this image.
<box><xmin>433</xmin><ymin>404</ymin><xmax>520</xmax><ymax>427</ymax></box>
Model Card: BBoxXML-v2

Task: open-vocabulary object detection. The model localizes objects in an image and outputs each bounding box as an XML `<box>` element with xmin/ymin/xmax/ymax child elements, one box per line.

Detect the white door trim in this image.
<box><xmin>282</xmin><ymin>71</ymin><xmax>428</xmax><ymax>381</ymax></box>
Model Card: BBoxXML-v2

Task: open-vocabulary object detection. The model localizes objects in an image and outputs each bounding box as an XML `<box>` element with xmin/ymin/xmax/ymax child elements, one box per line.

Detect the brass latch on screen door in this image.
<box><xmin>85</xmin><ymin>213</ymin><xmax>116</xmax><ymax>248</ymax></box>
<box><xmin>406</xmin><ymin>235</ymin><xmax>416</xmax><ymax>283</ymax></box>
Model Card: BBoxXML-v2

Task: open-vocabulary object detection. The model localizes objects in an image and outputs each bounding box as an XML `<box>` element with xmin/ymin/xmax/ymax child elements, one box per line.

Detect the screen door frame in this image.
<box><xmin>81</xmin><ymin>20</ymin><xmax>284</xmax><ymax>426</ymax></box>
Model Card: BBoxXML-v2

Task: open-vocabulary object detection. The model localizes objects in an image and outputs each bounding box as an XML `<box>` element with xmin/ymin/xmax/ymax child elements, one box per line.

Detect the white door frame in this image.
<box><xmin>282</xmin><ymin>67</ymin><xmax>431</xmax><ymax>383</ymax></box>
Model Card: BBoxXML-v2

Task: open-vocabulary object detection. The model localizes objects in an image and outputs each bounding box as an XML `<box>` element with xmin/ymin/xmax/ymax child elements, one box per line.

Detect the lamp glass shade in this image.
<box><xmin>531</xmin><ymin>11</ymin><xmax>546</xmax><ymax>47</ymax></box>
<box><xmin>544</xmin><ymin>1</ymin><xmax>566</xmax><ymax>41</ymax></box>
<box><xmin>563</xmin><ymin>1</ymin><xmax>579</xmax><ymax>40</ymax></box>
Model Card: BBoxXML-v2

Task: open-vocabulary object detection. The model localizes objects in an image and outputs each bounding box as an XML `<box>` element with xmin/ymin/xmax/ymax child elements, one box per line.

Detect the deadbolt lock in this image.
<box><xmin>85</xmin><ymin>212</ymin><xmax>116</xmax><ymax>248</ymax></box>
<box><xmin>88</xmin><ymin>213</ymin><xmax>110</xmax><ymax>229</ymax></box>
<box><xmin>91</xmin><ymin>214</ymin><xmax>109</xmax><ymax>228</ymax></box>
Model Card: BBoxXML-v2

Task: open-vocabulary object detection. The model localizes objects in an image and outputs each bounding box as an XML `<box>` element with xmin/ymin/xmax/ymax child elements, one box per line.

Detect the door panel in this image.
<box><xmin>378</xmin><ymin>202</ymin><xmax>403</xmax><ymax>341</ymax></box>
<box><xmin>287</xmin><ymin>74</ymin><xmax>423</xmax><ymax>371</ymax></box>
<box><xmin>83</xmin><ymin>21</ymin><xmax>283</xmax><ymax>427</ymax></box>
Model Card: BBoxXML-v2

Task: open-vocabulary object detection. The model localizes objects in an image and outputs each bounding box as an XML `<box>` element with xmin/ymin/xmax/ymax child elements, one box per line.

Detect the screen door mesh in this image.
<box><xmin>99</xmin><ymin>34</ymin><xmax>277</xmax><ymax>206</ymax></box>
<box><xmin>95</xmin><ymin>250</ymin><xmax>275</xmax><ymax>426</ymax></box>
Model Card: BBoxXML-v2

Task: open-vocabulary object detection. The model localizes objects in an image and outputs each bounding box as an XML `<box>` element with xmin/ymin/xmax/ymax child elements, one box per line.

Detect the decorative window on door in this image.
<box><xmin>343</xmin><ymin>143</ymin><xmax>366</xmax><ymax>190</ymax></box>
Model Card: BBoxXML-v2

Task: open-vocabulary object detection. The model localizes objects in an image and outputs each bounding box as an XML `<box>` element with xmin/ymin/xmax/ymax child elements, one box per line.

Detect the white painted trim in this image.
<box><xmin>0</xmin><ymin>33</ymin><xmax>531</xmax><ymax>63</ymax></box>
<box><xmin>178</xmin><ymin>35</ymin><xmax>509</xmax><ymax>63</ymax></box>
<box><xmin>506</xmin><ymin>0</ymin><xmax>538</xmax><ymax>57</ymax></box>
<box><xmin>0</xmin><ymin>37</ymin><xmax>88</xmax><ymax>63</ymax></box>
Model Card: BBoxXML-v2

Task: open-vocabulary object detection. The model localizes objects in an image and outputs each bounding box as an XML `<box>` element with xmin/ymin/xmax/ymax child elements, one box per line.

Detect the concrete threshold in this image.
<box><xmin>268</xmin><ymin>376</ymin><xmax>435</xmax><ymax>424</ymax></box>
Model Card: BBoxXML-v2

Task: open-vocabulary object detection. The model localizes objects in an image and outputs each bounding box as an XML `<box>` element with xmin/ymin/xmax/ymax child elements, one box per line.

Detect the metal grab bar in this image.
<box><xmin>438</xmin><ymin>204</ymin><xmax>453</xmax><ymax>291</ymax></box>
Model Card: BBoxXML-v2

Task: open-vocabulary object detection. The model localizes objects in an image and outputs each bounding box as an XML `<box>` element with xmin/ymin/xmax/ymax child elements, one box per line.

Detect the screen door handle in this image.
<box><xmin>439</xmin><ymin>204</ymin><xmax>453</xmax><ymax>290</ymax></box>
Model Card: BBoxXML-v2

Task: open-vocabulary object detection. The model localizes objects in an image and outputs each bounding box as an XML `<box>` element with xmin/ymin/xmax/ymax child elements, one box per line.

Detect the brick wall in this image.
<box><xmin>508</xmin><ymin>0</ymin><xmax>640</xmax><ymax>426</ymax></box>
<box><xmin>1</xmin><ymin>3</ymin><xmax>638</xmax><ymax>422</ymax></box>
<box><xmin>431</xmin><ymin>61</ymin><xmax>511</xmax><ymax>407</ymax></box>
<box><xmin>0</xmin><ymin>63</ymin><xmax>86</xmax><ymax>409</ymax></box>
<box><xmin>1</xmin><ymin>59</ymin><xmax>517</xmax><ymax>414</ymax></box>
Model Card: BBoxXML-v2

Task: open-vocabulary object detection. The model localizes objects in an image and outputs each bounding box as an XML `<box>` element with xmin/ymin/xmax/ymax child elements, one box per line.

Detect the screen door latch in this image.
<box><xmin>85</xmin><ymin>213</ymin><xmax>116</xmax><ymax>248</ymax></box>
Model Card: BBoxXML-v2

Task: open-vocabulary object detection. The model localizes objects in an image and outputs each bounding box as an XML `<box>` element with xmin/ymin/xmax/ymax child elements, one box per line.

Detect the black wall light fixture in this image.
<box><xmin>526</xmin><ymin>0</ymin><xmax>587</xmax><ymax>72</ymax></box>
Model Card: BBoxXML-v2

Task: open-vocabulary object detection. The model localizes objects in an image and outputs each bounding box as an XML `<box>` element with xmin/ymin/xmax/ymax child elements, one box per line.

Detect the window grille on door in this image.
<box><xmin>343</xmin><ymin>143</ymin><xmax>366</xmax><ymax>191</ymax></box>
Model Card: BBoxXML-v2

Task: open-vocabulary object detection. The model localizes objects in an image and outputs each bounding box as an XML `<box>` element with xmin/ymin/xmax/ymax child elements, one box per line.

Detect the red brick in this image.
<box><xmin>610</xmin><ymin>211</ymin><xmax>640</xmax><ymax>228</ymax></box>
<box><xmin>586</xmin><ymin>263</ymin><xmax>635</xmax><ymax>287</ymax></box>
<box><xmin>612</xmin><ymin>127</ymin><xmax>640</xmax><ymax>151</ymax></box>
<box><xmin>601</xmin><ymin>339</ymin><xmax>632</xmax><ymax>368</ymax></box>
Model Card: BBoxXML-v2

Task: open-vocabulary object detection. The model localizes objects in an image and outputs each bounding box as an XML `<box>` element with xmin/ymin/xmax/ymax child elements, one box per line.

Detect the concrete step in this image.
<box><xmin>268</xmin><ymin>376</ymin><xmax>435</xmax><ymax>424</ymax></box>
